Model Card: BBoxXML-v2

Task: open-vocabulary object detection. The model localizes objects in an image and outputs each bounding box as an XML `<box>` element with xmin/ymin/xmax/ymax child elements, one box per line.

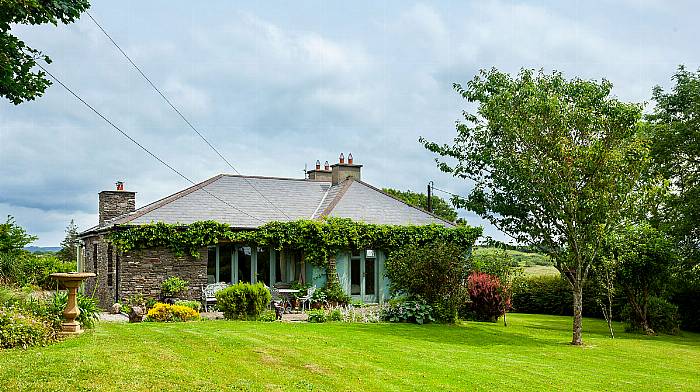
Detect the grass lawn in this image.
<box><xmin>0</xmin><ymin>314</ymin><xmax>698</xmax><ymax>391</ymax></box>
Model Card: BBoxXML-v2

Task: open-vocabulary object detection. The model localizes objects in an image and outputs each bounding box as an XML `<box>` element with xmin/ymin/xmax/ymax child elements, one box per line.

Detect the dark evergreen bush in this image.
<box><xmin>216</xmin><ymin>282</ymin><xmax>271</xmax><ymax>320</ymax></box>
<box><xmin>385</xmin><ymin>242</ymin><xmax>469</xmax><ymax>323</ymax></box>
<box><xmin>623</xmin><ymin>296</ymin><xmax>680</xmax><ymax>335</ymax></box>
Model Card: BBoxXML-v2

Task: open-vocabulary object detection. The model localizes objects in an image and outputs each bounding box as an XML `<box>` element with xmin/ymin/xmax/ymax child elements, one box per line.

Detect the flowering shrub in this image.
<box><xmin>144</xmin><ymin>303</ymin><xmax>200</xmax><ymax>322</ymax></box>
<box><xmin>328</xmin><ymin>308</ymin><xmax>343</xmax><ymax>321</ymax></box>
<box><xmin>341</xmin><ymin>305</ymin><xmax>382</xmax><ymax>323</ymax></box>
<box><xmin>382</xmin><ymin>297</ymin><xmax>434</xmax><ymax>324</ymax></box>
<box><xmin>467</xmin><ymin>272</ymin><xmax>505</xmax><ymax>322</ymax></box>
<box><xmin>0</xmin><ymin>307</ymin><xmax>58</xmax><ymax>349</ymax></box>
<box><xmin>174</xmin><ymin>300</ymin><xmax>202</xmax><ymax>312</ymax></box>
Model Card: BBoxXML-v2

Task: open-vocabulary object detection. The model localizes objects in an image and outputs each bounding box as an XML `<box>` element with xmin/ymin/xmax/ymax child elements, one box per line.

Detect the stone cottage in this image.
<box><xmin>78</xmin><ymin>155</ymin><xmax>455</xmax><ymax>308</ymax></box>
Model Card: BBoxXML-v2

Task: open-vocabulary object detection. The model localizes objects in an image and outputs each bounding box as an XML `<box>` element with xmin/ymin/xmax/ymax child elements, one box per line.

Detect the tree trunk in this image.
<box><xmin>571</xmin><ymin>283</ymin><xmax>583</xmax><ymax>345</ymax></box>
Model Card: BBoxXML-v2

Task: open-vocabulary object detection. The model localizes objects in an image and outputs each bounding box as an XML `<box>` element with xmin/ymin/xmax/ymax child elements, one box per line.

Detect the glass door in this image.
<box><xmin>350</xmin><ymin>250</ymin><xmax>377</xmax><ymax>303</ymax></box>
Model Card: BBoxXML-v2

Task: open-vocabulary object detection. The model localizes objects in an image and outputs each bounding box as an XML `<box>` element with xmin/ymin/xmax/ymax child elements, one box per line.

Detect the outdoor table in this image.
<box><xmin>277</xmin><ymin>289</ymin><xmax>300</xmax><ymax>313</ymax></box>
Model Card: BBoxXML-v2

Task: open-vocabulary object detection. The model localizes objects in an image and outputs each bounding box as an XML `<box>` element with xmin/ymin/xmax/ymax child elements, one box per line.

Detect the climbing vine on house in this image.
<box><xmin>106</xmin><ymin>218</ymin><xmax>482</xmax><ymax>267</ymax></box>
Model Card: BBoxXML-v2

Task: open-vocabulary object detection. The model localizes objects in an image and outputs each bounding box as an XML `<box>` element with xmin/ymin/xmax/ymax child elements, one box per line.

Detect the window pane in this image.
<box><xmin>207</xmin><ymin>247</ymin><xmax>217</xmax><ymax>284</ymax></box>
<box><xmin>365</xmin><ymin>255</ymin><xmax>375</xmax><ymax>296</ymax></box>
<box><xmin>257</xmin><ymin>247</ymin><xmax>270</xmax><ymax>286</ymax></box>
<box><xmin>220</xmin><ymin>244</ymin><xmax>233</xmax><ymax>283</ymax></box>
<box><xmin>351</xmin><ymin>258</ymin><xmax>361</xmax><ymax>295</ymax></box>
<box><xmin>237</xmin><ymin>246</ymin><xmax>252</xmax><ymax>283</ymax></box>
<box><xmin>294</xmin><ymin>251</ymin><xmax>302</xmax><ymax>283</ymax></box>
<box><xmin>274</xmin><ymin>251</ymin><xmax>282</xmax><ymax>283</ymax></box>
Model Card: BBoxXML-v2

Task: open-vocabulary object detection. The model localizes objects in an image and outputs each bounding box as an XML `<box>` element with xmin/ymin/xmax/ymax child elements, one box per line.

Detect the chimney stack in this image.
<box><xmin>307</xmin><ymin>159</ymin><xmax>333</xmax><ymax>182</ymax></box>
<box><xmin>331</xmin><ymin>152</ymin><xmax>362</xmax><ymax>185</ymax></box>
<box><xmin>98</xmin><ymin>181</ymin><xmax>136</xmax><ymax>225</ymax></box>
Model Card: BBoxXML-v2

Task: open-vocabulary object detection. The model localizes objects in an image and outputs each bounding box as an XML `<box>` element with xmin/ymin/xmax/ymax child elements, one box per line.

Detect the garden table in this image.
<box><xmin>277</xmin><ymin>289</ymin><xmax>300</xmax><ymax>313</ymax></box>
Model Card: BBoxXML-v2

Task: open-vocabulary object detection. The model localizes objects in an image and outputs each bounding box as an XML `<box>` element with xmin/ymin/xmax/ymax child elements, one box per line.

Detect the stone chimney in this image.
<box><xmin>99</xmin><ymin>181</ymin><xmax>136</xmax><ymax>225</ymax></box>
<box><xmin>307</xmin><ymin>160</ymin><xmax>332</xmax><ymax>182</ymax></box>
<box><xmin>331</xmin><ymin>153</ymin><xmax>362</xmax><ymax>185</ymax></box>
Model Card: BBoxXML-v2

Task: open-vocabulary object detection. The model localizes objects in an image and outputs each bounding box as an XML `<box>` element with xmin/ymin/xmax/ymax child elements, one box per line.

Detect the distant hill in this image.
<box><xmin>24</xmin><ymin>246</ymin><xmax>61</xmax><ymax>253</ymax></box>
<box><xmin>472</xmin><ymin>246</ymin><xmax>559</xmax><ymax>276</ymax></box>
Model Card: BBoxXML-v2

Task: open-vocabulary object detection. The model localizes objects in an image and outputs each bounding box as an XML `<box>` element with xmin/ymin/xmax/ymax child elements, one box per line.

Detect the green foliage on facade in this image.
<box><xmin>106</xmin><ymin>218</ymin><xmax>482</xmax><ymax>267</ymax></box>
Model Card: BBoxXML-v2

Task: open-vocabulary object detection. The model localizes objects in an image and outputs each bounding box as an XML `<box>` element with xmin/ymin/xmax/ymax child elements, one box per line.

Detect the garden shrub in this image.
<box><xmin>50</xmin><ymin>291</ymin><xmax>100</xmax><ymax>329</ymax></box>
<box><xmin>382</xmin><ymin>297</ymin><xmax>434</xmax><ymax>324</ymax></box>
<box><xmin>328</xmin><ymin>308</ymin><xmax>343</xmax><ymax>321</ymax></box>
<box><xmin>144</xmin><ymin>303</ymin><xmax>200</xmax><ymax>322</ymax></box>
<box><xmin>511</xmin><ymin>275</ymin><xmax>619</xmax><ymax>318</ymax></box>
<box><xmin>161</xmin><ymin>277</ymin><xmax>189</xmax><ymax>298</ymax></box>
<box><xmin>0</xmin><ymin>307</ymin><xmax>58</xmax><ymax>349</ymax></box>
<box><xmin>174</xmin><ymin>300</ymin><xmax>202</xmax><ymax>312</ymax></box>
<box><xmin>257</xmin><ymin>310</ymin><xmax>276</xmax><ymax>322</ymax></box>
<box><xmin>385</xmin><ymin>242</ymin><xmax>469</xmax><ymax>323</ymax></box>
<box><xmin>669</xmin><ymin>277</ymin><xmax>700</xmax><ymax>332</ymax></box>
<box><xmin>306</xmin><ymin>309</ymin><xmax>327</xmax><ymax>323</ymax></box>
<box><xmin>623</xmin><ymin>296</ymin><xmax>680</xmax><ymax>335</ymax></box>
<box><xmin>215</xmin><ymin>282</ymin><xmax>271</xmax><ymax>320</ymax></box>
<box><xmin>0</xmin><ymin>252</ymin><xmax>74</xmax><ymax>289</ymax></box>
<box><xmin>466</xmin><ymin>272</ymin><xmax>504</xmax><ymax>322</ymax></box>
<box><xmin>323</xmin><ymin>280</ymin><xmax>350</xmax><ymax>306</ymax></box>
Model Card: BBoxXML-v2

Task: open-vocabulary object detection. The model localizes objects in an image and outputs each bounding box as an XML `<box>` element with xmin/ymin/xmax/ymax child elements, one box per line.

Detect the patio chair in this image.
<box><xmin>201</xmin><ymin>282</ymin><xmax>229</xmax><ymax>312</ymax></box>
<box><xmin>299</xmin><ymin>286</ymin><xmax>316</xmax><ymax>311</ymax></box>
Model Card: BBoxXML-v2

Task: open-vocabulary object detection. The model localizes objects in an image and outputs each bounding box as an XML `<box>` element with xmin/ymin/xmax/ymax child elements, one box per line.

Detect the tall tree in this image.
<box><xmin>0</xmin><ymin>0</ymin><xmax>90</xmax><ymax>104</ymax></box>
<box><xmin>382</xmin><ymin>188</ymin><xmax>458</xmax><ymax>222</ymax></box>
<box><xmin>57</xmin><ymin>219</ymin><xmax>79</xmax><ymax>262</ymax></box>
<box><xmin>421</xmin><ymin>68</ymin><xmax>649</xmax><ymax>345</ymax></box>
<box><xmin>647</xmin><ymin>66</ymin><xmax>700</xmax><ymax>268</ymax></box>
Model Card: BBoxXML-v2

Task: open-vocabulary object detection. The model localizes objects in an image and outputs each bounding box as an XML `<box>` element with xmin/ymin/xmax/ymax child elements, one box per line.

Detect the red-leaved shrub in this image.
<box><xmin>467</xmin><ymin>272</ymin><xmax>506</xmax><ymax>322</ymax></box>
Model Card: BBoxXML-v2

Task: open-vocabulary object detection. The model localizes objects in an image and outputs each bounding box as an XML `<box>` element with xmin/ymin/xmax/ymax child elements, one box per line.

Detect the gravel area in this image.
<box><xmin>98</xmin><ymin>312</ymin><xmax>128</xmax><ymax>323</ymax></box>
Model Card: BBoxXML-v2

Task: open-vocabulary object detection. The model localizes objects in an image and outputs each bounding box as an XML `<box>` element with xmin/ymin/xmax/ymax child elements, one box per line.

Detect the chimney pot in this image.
<box><xmin>348</xmin><ymin>153</ymin><xmax>353</xmax><ymax>165</ymax></box>
<box><xmin>339</xmin><ymin>153</ymin><xmax>345</xmax><ymax>164</ymax></box>
<box><xmin>324</xmin><ymin>161</ymin><xmax>330</xmax><ymax>171</ymax></box>
<box><xmin>315</xmin><ymin>160</ymin><xmax>321</xmax><ymax>170</ymax></box>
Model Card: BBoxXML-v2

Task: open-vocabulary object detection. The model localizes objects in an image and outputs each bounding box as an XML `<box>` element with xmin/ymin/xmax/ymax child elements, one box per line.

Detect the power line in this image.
<box><xmin>36</xmin><ymin>62</ymin><xmax>263</xmax><ymax>223</ymax></box>
<box><xmin>431</xmin><ymin>185</ymin><xmax>462</xmax><ymax>199</ymax></box>
<box><xmin>85</xmin><ymin>11</ymin><xmax>291</xmax><ymax>220</ymax></box>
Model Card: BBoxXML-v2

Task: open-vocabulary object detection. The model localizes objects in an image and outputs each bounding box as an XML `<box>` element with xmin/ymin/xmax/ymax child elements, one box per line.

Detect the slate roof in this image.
<box><xmin>82</xmin><ymin>174</ymin><xmax>453</xmax><ymax>234</ymax></box>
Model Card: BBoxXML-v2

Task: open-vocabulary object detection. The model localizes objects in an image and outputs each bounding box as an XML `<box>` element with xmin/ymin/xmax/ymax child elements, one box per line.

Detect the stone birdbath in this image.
<box><xmin>50</xmin><ymin>272</ymin><xmax>96</xmax><ymax>335</ymax></box>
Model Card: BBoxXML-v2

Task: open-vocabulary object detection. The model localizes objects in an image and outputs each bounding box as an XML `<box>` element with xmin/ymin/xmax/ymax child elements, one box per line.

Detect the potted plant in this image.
<box><xmin>161</xmin><ymin>276</ymin><xmax>189</xmax><ymax>303</ymax></box>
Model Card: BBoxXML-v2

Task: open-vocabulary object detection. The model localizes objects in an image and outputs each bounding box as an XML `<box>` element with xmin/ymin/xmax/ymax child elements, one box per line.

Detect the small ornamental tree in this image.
<box><xmin>422</xmin><ymin>68</ymin><xmax>649</xmax><ymax>345</ymax></box>
<box><xmin>467</xmin><ymin>272</ymin><xmax>504</xmax><ymax>322</ymax></box>
<box><xmin>469</xmin><ymin>248</ymin><xmax>523</xmax><ymax>326</ymax></box>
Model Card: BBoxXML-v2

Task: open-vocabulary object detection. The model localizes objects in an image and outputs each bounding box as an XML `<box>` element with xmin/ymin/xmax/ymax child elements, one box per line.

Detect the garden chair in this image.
<box><xmin>201</xmin><ymin>282</ymin><xmax>228</xmax><ymax>312</ymax></box>
<box><xmin>299</xmin><ymin>286</ymin><xmax>316</xmax><ymax>311</ymax></box>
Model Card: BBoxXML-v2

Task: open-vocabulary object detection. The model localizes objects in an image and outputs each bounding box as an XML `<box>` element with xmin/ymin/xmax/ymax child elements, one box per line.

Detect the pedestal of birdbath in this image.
<box><xmin>50</xmin><ymin>272</ymin><xmax>95</xmax><ymax>335</ymax></box>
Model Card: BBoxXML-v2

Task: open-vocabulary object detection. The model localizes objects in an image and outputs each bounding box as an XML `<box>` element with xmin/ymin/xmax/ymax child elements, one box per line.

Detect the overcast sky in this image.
<box><xmin>1</xmin><ymin>0</ymin><xmax>698</xmax><ymax>246</ymax></box>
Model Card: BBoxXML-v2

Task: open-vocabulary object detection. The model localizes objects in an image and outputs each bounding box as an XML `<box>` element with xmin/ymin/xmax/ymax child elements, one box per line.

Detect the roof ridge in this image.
<box><xmin>107</xmin><ymin>174</ymin><xmax>225</xmax><ymax>226</ymax></box>
<box><xmin>319</xmin><ymin>179</ymin><xmax>353</xmax><ymax>217</ymax></box>
<box><xmin>221</xmin><ymin>174</ymin><xmax>326</xmax><ymax>182</ymax></box>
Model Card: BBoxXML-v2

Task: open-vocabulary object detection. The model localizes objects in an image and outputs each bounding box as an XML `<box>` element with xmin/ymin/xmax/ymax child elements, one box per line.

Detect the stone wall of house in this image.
<box><xmin>82</xmin><ymin>233</ymin><xmax>117</xmax><ymax>308</ymax></box>
<box><xmin>82</xmin><ymin>234</ymin><xmax>207</xmax><ymax>308</ymax></box>
<box><xmin>119</xmin><ymin>246</ymin><xmax>208</xmax><ymax>303</ymax></box>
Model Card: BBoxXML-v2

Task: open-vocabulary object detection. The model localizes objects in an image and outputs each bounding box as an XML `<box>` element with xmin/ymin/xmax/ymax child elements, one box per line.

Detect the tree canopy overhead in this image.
<box><xmin>421</xmin><ymin>68</ymin><xmax>650</xmax><ymax>345</ymax></box>
<box><xmin>0</xmin><ymin>0</ymin><xmax>90</xmax><ymax>104</ymax></box>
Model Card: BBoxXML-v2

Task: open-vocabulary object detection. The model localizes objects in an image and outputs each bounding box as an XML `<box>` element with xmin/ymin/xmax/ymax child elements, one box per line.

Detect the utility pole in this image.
<box><xmin>427</xmin><ymin>181</ymin><xmax>433</xmax><ymax>212</ymax></box>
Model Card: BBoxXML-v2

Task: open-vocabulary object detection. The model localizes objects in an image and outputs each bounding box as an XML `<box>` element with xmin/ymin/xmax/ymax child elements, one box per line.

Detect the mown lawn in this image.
<box><xmin>0</xmin><ymin>314</ymin><xmax>698</xmax><ymax>391</ymax></box>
